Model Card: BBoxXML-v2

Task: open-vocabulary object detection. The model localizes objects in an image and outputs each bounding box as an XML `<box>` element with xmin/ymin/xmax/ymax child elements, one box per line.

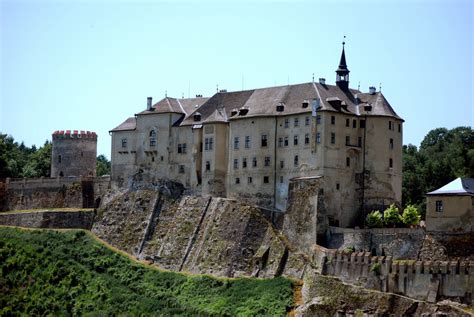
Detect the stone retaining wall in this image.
<box><xmin>0</xmin><ymin>210</ymin><xmax>95</xmax><ymax>229</ymax></box>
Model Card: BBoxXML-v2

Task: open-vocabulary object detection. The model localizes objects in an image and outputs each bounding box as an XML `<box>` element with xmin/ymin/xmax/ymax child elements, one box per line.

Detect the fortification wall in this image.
<box><xmin>0</xmin><ymin>210</ymin><xmax>94</xmax><ymax>229</ymax></box>
<box><xmin>327</xmin><ymin>226</ymin><xmax>425</xmax><ymax>259</ymax></box>
<box><xmin>313</xmin><ymin>245</ymin><xmax>474</xmax><ymax>303</ymax></box>
<box><xmin>1</xmin><ymin>176</ymin><xmax>110</xmax><ymax>211</ymax></box>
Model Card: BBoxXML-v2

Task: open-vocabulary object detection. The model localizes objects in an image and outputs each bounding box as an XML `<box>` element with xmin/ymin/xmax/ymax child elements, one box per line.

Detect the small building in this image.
<box><xmin>425</xmin><ymin>177</ymin><xmax>474</xmax><ymax>232</ymax></box>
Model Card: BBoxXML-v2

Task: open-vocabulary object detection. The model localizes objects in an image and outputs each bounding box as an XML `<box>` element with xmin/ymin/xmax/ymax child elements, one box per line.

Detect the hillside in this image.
<box><xmin>0</xmin><ymin>227</ymin><xmax>294</xmax><ymax>316</ymax></box>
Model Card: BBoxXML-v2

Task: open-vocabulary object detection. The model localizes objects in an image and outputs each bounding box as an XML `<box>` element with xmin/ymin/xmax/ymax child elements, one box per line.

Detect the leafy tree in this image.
<box><xmin>365</xmin><ymin>210</ymin><xmax>383</xmax><ymax>228</ymax></box>
<box><xmin>401</xmin><ymin>204</ymin><xmax>421</xmax><ymax>226</ymax></box>
<box><xmin>383</xmin><ymin>204</ymin><xmax>401</xmax><ymax>227</ymax></box>
<box><xmin>96</xmin><ymin>155</ymin><xmax>111</xmax><ymax>176</ymax></box>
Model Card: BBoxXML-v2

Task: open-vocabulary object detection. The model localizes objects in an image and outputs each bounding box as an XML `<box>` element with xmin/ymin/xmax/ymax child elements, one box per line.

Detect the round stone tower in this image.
<box><xmin>51</xmin><ymin>130</ymin><xmax>97</xmax><ymax>177</ymax></box>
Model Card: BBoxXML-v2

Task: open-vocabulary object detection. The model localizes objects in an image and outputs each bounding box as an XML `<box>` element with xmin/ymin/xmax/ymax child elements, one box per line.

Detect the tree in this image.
<box><xmin>96</xmin><ymin>155</ymin><xmax>111</xmax><ymax>177</ymax></box>
<box><xmin>365</xmin><ymin>210</ymin><xmax>383</xmax><ymax>228</ymax></box>
<box><xmin>401</xmin><ymin>205</ymin><xmax>421</xmax><ymax>226</ymax></box>
<box><xmin>383</xmin><ymin>204</ymin><xmax>401</xmax><ymax>227</ymax></box>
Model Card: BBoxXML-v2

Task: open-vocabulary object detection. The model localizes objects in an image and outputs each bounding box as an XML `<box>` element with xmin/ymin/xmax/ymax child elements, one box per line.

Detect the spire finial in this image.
<box><xmin>342</xmin><ymin>35</ymin><xmax>346</xmax><ymax>46</ymax></box>
<box><xmin>165</xmin><ymin>90</ymin><xmax>167</xmax><ymax>97</ymax></box>
<box><xmin>312</xmin><ymin>73</ymin><xmax>314</xmax><ymax>83</ymax></box>
<box><xmin>379</xmin><ymin>82</ymin><xmax>382</xmax><ymax>92</ymax></box>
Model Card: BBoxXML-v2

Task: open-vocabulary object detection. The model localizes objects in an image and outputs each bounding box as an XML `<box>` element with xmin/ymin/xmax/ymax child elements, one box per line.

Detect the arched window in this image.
<box><xmin>149</xmin><ymin>130</ymin><xmax>157</xmax><ymax>146</ymax></box>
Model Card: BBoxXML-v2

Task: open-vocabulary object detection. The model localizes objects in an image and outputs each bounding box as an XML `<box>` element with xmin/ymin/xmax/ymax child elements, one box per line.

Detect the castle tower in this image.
<box><xmin>335</xmin><ymin>41</ymin><xmax>350</xmax><ymax>91</ymax></box>
<box><xmin>51</xmin><ymin>130</ymin><xmax>97</xmax><ymax>177</ymax></box>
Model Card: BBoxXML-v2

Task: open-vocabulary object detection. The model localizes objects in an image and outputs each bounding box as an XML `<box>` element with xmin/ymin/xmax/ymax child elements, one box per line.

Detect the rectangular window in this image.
<box><xmin>204</xmin><ymin>138</ymin><xmax>214</xmax><ymax>151</ymax></box>
<box><xmin>435</xmin><ymin>200</ymin><xmax>443</xmax><ymax>212</ymax></box>
<box><xmin>316</xmin><ymin>132</ymin><xmax>321</xmax><ymax>144</ymax></box>
<box><xmin>294</xmin><ymin>155</ymin><xmax>299</xmax><ymax>167</ymax></box>
<box><xmin>305</xmin><ymin>116</ymin><xmax>310</xmax><ymax>126</ymax></box>
<box><xmin>233</xmin><ymin>159</ymin><xmax>239</xmax><ymax>169</ymax></box>
<box><xmin>205</xmin><ymin>161</ymin><xmax>211</xmax><ymax>171</ymax></box>
<box><xmin>278</xmin><ymin>137</ymin><xmax>283</xmax><ymax>147</ymax></box>
<box><xmin>280</xmin><ymin>160</ymin><xmax>284</xmax><ymax>168</ymax></box>
<box><xmin>245</xmin><ymin>136</ymin><xmax>251</xmax><ymax>148</ymax></box>
<box><xmin>234</xmin><ymin>137</ymin><xmax>239</xmax><ymax>150</ymax></box>
<box><xmin>389</xmin><ymin>158</ymin><xmax>393</xmax><ymax>168</ymax></box>
<box><xmin>360</xmin><ymin>120</ymin><xmax>366</xmax><ymax>128</ymax></box>
<box><xmin>235</xmin><ymin>177</ymin><xmax>240</xmax><ymax>184</ymax></box>
<box><xmin>179</xmin><ymin>165</ymin><xmax>185</xmax><ymax>174</ymax></box>
<box><xmin>182</xmin><ymin>143</ymin><xmax>187</xmax><ymax>154</ymax></box>
<box><xmin>389</xmin><ymin>121</ymin><xmax>392</xmax><ymax>130</ymax></box>
<box><xmin>252</xmin><ymin>157</ymin><xmax>257</xmax><ymax>167</ymax></box>
<box><xmin>352</xmin><ymin>119</ymin><xmax>357</xmax><ymax>128</ymax></box>
<box><xmin>316</xmin><ymin>115</ymin><xmax>321</xmax><ymax>124</ymax></box>
<box><xmin>345</xmin><ymin>118</ymin><xmax>350</xmax><ymax>127</ymax></box>
<box><xmin>305</xmin><ymin>133</ymin><xmax>309</xmax><ymax>145</ymax></box>
<box><xmin>284</xmin><ymin>119</ymin><xmax>289</xmax><ymax>128</ymax></box>
<box><xmin>121</xmin><ymin>138</ymin><xmax>127</xmax><ymax>148</ymax></box>
<box><xmin>398</xmin><ymin>123</ymin><xmax>401</xmax><ymax>133</ymax></box>
<box><xmin>263</xmin><ymin>176</ymin><xmax>269</xmax><ymax>184</ymax></box>
<box><xmin>284</xmin><ymin>136</ymin><xmax>289</xmax><ymax>147</ymax></box>
<box><xmin>345</xmin><ymin>136</ymin><xmax>350</xmax><ymax>146</ymax></box>
<box><xmin>248</xmin><ymin>177</ymin><xmax>253</xmax><ymax>184</ymax></box>
<box><xmin>178</xmin><ymin>144</ymin><xmax>182</xmax><ymax>153</ymax></box>
<box><xmin>264</xmin><ymin>156</ymin><xmax>271</xmax><ymax>167</ymax></box>
<box><xmin>390</xmin><ymin>138</ymin><xmax>394</xmax><ymax>150</ymax></box>
<box><xmin>261</xmin><ymin>135</ymin><xmax>268</xmax><ymax>147</ymax></box>
<box><xmin>242</xmin><ymin>157</ymin><xmax>247</xmax><ymax>168</ymax></box>
<box><xmin>331</xmin><ymin>116</ymin><xmax>335</xmax><ymax>125</ymax></box>
<box><xmin>209</xmin><ymin>138</ymin><xmax>213</xmax><ymax>150</ymax></box>
<box><xmin>331</xmin><ymin>133</ymin><xmax>336</xmax><ymax>144</ymax></box>
<box><xmin>294</xmin><ymin>135</ymin><xmax>298</xmax><ymax>146</ymax></box>
<box><xmin>346</xmin><ymin>157</ymin><xmax>350</xmax><ymax>167</ymax></box>
<box><xmin>294</xmin><ymin>118</ymin><xmax>299</xmax><ymax>127</ymax></box>
<box><xmin>358</xmin><ymin>137</ymin><xmax>362</xmax><ymax>147</ymax></box>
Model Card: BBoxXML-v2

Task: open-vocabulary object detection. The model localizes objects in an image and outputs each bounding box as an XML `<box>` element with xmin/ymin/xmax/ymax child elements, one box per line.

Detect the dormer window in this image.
<box><xmin>193</xmin><ymin>112</ymin><xmax>202</xmax><ymax>121</ymax></box>
<box><xmin>149</xmin><ymin>130</ymin><xmax>157</xmax><ymax>146</ymax></box>
<box><xmin>276</xmin><ymin>103</ymin><xmax>285</xmax><ymax>112</ymax></box>
<box><xmin>302</xmin><ymin>101</ymin><xmax>309</xmax><ymax>108</ymax></box>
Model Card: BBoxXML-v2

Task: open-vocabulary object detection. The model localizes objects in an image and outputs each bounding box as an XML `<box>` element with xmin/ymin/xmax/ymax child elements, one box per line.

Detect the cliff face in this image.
<box><xmin>92</xmin><ymin>188</ymin><xmax>306</xmax><ymax>279</ymax></box>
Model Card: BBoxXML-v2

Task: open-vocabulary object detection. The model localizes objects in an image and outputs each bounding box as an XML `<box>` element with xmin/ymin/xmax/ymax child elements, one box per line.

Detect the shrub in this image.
<box><xmin>383</xmin><ymin>204</ymin><xmax>401</xmax><ymax>227</ymax></box>
<box><xmin>402</xmin><ymin>204</ymin><xmax>421</xmax><ymax>226</ymax></box>
<box><xmin>365</xmin><ymin>210</ymin><xmax>383</xmax><ymax>228</ymax></box>
<box><xmin>370</xmin><ymin>263</ymin><xmax>381</xmax><ymax>275</ymax></box>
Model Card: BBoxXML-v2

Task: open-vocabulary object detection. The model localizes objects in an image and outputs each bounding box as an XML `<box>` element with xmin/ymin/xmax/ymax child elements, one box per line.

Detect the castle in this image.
<box><xmin>110</xmin><ymin>44</ymin><xmax>403</xmax><ymax>228</ymax></box>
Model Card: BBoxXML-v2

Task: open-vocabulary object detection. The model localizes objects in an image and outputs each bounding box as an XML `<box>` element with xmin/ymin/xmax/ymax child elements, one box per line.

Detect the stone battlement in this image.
<box><xmin>312</xmin><ymin>244</ymin><xmax>473</xmax><ymax>303</ymax></box>
<box><xmin>52</xmin><ymin>130</ymin><xmax>97</xmax><ymax>140</ymax></box>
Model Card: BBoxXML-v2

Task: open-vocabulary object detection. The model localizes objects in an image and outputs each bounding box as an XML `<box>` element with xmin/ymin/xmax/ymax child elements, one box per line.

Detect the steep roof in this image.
<box><xmin>427</xmin><ymin>178</ymin><xmax>474</xmax><ymax>196</ymax></box>
<box><xmin>110</xmin><ymin>117</ymin><xmax>136</xmax><ymax>132</ymax></box>
<box><xmin>180</xmin><ymin>82</ymin><xmax>402</xmax><ymax>125</ymax></box>
<box><xmin>137</xmin><ymin>96</ymin><xmax>209</xmax><ymax>116</ymax></box>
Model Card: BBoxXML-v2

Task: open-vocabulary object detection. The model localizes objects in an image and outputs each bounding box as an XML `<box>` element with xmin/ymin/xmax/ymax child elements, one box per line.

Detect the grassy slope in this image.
<box><xmin>0</xmin><ymin>227</ymin><xmax>294</xmax><ymax>316</ymax></box>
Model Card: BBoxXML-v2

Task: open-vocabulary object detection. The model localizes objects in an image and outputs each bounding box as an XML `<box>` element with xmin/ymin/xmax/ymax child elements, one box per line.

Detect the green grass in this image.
<box><xmin>0</xmin><ymin>227</ymin><xmax>294</xmax><ymax>316</ymax></box>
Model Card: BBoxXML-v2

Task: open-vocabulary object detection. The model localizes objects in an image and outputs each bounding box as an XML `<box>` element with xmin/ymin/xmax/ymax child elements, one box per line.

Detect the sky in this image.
<box><xmin>1</xmin><ymin>0</ymin><xmax>473</xmax><ymax>159</ymax></box>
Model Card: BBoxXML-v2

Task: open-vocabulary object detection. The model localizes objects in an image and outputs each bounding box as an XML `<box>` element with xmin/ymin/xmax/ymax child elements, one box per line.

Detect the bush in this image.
<box><xmin>365</xmin><ymin>210</ymin><xmax>383</xmax><ymax>228</ymax></box>
<box><xmin>402</xmin><ymin>204</ymin><xmax>421</xmax><ymax>226</ymax></box>
<box><xmin>370</xmin><ymin>263</ymin><xmax>381</xmax><ymax>275</ymax></box>
<box><xmin>383</xmin><ymin>204</ymin><xmax>401</xmax><ymax>227</ymax></box>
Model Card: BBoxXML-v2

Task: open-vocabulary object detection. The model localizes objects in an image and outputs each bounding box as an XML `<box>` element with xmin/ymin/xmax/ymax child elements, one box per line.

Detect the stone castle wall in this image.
<box><xmin>313</xmin><ymin>245</ymin><xmax>474</xmax><ymax>303</ymax></box>
<box><xmin>0</xmin><ymin>209</ymin><xmax>95</xmax><ymax>229</ymax></box>
<box><xmin>1</xmin><ymin>176</ymin><xmax>110</xmax><ymax>211</ymax></box>
<box><xmin>51</xmin><ymin>130</ymin><xmax>97</xmax><ymax>177</ymax></box>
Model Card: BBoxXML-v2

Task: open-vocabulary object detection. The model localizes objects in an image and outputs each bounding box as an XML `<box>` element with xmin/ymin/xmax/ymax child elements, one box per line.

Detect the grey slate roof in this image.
<box><xmin>427</xmin><ymin>178</ymin><xmax>474</xmax><ymax>196</ymax></box>
<box><xmin>110</xmin><ymin>117</ymin><xmax>136</xmax><ymax>132</ymax></box>
<box><xmin>181</xmin><ymin>82</ymin><xmax>402</xmax><ymax>125</ymax></box>
<box><xmin>137</xmin><ymin>97</ymin><xmax>209</xmax><ymax>116</ymax></box>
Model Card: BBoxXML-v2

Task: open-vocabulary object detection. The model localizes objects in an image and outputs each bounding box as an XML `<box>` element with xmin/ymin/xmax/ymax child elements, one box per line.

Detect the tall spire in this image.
<box><xmin>336</xmin><ymin>37</ymin><xmax>350</xmax><ymax>90</ymax></box>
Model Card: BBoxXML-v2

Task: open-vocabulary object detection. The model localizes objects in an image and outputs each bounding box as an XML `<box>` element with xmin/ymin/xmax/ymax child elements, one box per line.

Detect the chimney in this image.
<box><xmin>147</xmin><ymin>97</ymin><xmax>152</xmax><ymax>110</ymax></box>
<box><xmin>369</xmin><ymin>87</ymin><xmax>376</xmax><ymax>95</ymax></box>
<box><xmin>319</xmin><ymin>78</ymin><xmax>326</xmax><ymax>85</ymax></box>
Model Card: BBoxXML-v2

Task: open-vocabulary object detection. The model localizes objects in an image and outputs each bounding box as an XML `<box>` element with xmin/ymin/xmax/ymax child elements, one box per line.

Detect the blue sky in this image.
<box><xmin>1</xmin><ymin>0</ymin><xmax>472</xmax><ymax>158</ymax></box>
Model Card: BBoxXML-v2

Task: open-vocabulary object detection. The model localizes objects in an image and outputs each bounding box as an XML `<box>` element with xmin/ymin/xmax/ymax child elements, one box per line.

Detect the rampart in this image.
<box><xmin>0</xmin><ymin>176</ymin><xmax>110</xmax><ymax>211</ymax></box>
<box><xmin>0</xmin><ymin>209</ymin><xmax>95</xmax><ymax>229</ymax></box>
<box><xmin>313</xmin><ymin>244</ymin><xmax>474</xmax><ymax>303</ymax></box>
